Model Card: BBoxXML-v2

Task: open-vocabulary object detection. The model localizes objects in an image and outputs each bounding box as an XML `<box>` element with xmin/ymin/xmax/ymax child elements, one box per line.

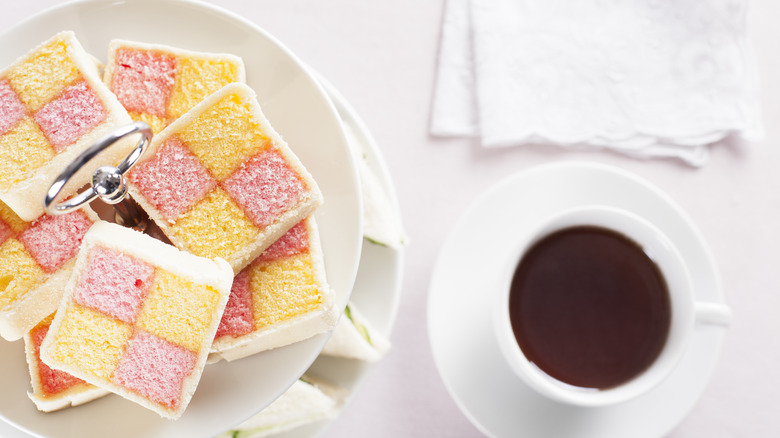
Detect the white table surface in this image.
<box><xmin>2</xmin><ymin>1</ymin><xmax>779</xmax><ymax>437</ymax></box>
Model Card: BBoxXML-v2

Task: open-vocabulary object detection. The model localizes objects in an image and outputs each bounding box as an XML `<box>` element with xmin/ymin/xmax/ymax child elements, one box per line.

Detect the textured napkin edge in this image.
<box><xmin>430</xmin><ymin>0</ymin><xmax>479</xmax><ymax>137</ymax></box>
<box><xmin>429</xmin><ymin>0</ymin><xmax>765</xmax><ymax>167</ymax></box>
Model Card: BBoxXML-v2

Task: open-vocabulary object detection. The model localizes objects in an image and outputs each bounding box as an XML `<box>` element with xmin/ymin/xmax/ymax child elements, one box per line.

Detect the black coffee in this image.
<box><xmin>509</xmin><ymin>226</ymin><xmax>671</xmax><ymax>390</ymax></box>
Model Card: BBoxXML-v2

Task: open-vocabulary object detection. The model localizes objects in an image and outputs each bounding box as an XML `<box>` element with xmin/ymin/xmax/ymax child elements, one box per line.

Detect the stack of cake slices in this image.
<box><xmin>0</xmin><ymin>31</ymin><xmax>341</xmax><ymax>419</ymax></box>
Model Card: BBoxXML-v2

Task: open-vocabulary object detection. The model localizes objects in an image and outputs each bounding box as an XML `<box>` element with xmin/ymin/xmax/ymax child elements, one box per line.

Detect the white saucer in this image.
<box><xmin>428</xmin><ymin>161</ymin><xmax>728</xmax><ymax>438</ymax></box>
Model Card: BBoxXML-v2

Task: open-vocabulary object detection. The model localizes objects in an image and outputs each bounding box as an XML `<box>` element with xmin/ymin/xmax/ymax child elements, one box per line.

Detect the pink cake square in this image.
<box><xmin>128</xmin><ymin>137</ymin><xmax>216</xmax><ymax>221</ymax></box>
<box><xmin>112</xmin><ymin>330</ymin><xmax>197</xmax><ymax>410</ymax></box>
<box><xmin>72</xmin><ymin>246</ymin><xmax>155</xmax><ymax>324</ymax></box>
<box><xmin>34</xmin><ymin>80</ymin><xmax>106</xmax><ymax>153</ymax></box>
<box><xmin>111</xmin><ymin>48</ymin><xmax>176</xmax><ymax>117</ymax></box>
<box><xmin>214</xmin><ymin>270</ymin><xmax>253</xmax><ymax>338</ymax></box>
<box><xmin>222</xmin><ymin>149</ymin><xmax>306</xmax><ymax>228</ymax></box>
<box><xmin>0</xmin><ymin>79</ymin><xmax>25</xmax><ymax>136</ymax></box>
<box><xmin>257</xmin><ymin>220</ymin><xmax>309</xmax><ymax>263</ymax></box>
<box><xmin>18</xmin><ymin>211</ymin><xmax>92</xmax><ymax>273</ymax></box>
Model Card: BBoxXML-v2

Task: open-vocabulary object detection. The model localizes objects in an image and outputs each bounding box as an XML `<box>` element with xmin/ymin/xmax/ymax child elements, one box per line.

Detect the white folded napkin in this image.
<box><xmin>430</xmin><ymin>0</ymin><xmax>763</xmax><ymax>165</ymax></box>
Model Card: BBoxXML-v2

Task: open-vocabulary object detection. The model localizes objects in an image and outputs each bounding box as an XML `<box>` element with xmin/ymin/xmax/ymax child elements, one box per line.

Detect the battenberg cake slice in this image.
<box><xmin>25</xmin><ymin>314</ymin><xmax>109</xmax><ymax>412</ymax></box>
<box><xmin>0</xmin><ymin>31</ymin><xmax>135</xmax><ymax>221</ymax></box>
<box><xmin>0</xmin><ymin>201</ymin><xmax>98</xmax><ymax>341</ymax></box>
<box><xmin>210</xmin><ymin>216</ymin><xmax>336</xmax><ymax>362</ymax></box>
<box><xmin>126</xmin><ymin>82</ymin><xmax>323</xmax><ymax>273</ymax></box>
<box><xmin>103</xmin><ymin>39</ymin><xmax>245</xmax><ymax>133</ymax></box>
<box><xmin>39</xmin><ymin>221</ymin><xmax>233</xmax><ymax>419</ymax></box>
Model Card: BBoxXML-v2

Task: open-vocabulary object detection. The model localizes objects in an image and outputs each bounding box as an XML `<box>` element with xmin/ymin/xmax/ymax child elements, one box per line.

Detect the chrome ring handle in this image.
<box><xmin>43</xmin><ymin>121</ymin><xmax>153</xmax><ymax>215</ymax></box>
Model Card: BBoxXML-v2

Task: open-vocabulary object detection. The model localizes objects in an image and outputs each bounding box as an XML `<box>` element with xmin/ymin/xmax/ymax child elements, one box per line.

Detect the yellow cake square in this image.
<box><xmin>167</xmin><ymin>57</ymin><xmax>242</xmax><ymax>120</ymax></box>
<box><xmin>0</xmin><ymin>117</ymin><xmax>54</xmax><ymax>190</ymax></box>
<box><xmin>249</xmin><ymin>253</ymin><xmax>322</xmax><ymax>328</ymax></box>
<box><xmin>178</xmin><ymin>92</ymin><xmax>268</xmax><ymax>180</ymax></box>
<box><xmin>5</xmin><ymin>36</ymin><xmax>80</xmax><ymax>111</ymax></box>
<box><xmin>0</xmin><ymin>239</ymin><xmax>45</xmax><ymax>310</ymax></box>
<box><xmin>137</xmin><ymin>270</ymin><xmax>222</xmax><ymax>352</ymax></box>
<box><xmin>169</xmin><ymin>188</ymin><xmax>259</xmax><ymax>261</ymax></box>
<box><xmin>46</xmin><ymin>304</ymin><xmax>133</xmax><ymax>381</ymax></box>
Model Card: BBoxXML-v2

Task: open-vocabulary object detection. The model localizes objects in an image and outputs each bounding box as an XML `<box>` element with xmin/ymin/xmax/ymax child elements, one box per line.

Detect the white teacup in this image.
<box><xmin>494</xmin><ymin>205</ymin><xmax>731</xmax><ymax>407</ymax></box>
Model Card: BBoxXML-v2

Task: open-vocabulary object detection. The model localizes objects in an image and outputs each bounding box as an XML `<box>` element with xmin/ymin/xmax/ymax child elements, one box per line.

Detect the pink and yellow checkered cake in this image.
<box><xmin>0</xmin><ymin>200</ymin><xmax>97</xmax><ymax>341</ymax></box>
<box><xmin>103</xmin><ymin>40</ymin><xmax>245</xmax><ymax>133</ymax></box>
<box><xmin>40</xmin><ymin>221</ymin><xmax>233</xmax><ymax>419</ymax></box>
<box><xmin>126</xmin><ymin>82</ymin><xmax>323</xmax><ymax>273</ymax></box>
<box><xmin>25</xmin><ymin>314</ymin><xmax>109</xmax><ymax>412</ymax></box>
<box><xmin>210</xmin><ymin>216</ymin><xmax>336</xmax><ymax>362</ymax></box>
<box><xmin>0</xmin><ymin>31</ymin><xmax>134</xmax><ymax>221</ymax></box>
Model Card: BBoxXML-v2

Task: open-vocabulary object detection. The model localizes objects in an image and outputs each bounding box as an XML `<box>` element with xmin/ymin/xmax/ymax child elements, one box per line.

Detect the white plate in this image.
<box><xmin>0</xmin><ymin>69</ymin><xmax>402</xmax><ymax>438</ymax></box>
<box><xmin>0</xmin><ymin>1</ymin><xmax>362</xmax><ymax>437</ymax></box>
<box><xmin>428</xmin><ymin>161</ymin><xmax>728</xmax><ymax>438</ymax></box>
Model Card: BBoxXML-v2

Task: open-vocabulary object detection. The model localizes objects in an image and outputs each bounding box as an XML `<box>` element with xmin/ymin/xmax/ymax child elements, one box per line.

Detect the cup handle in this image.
<box><xmin>694</xmin><ymin>302</ymin><xmax>732</xmax><ymax>326</ymax></box>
